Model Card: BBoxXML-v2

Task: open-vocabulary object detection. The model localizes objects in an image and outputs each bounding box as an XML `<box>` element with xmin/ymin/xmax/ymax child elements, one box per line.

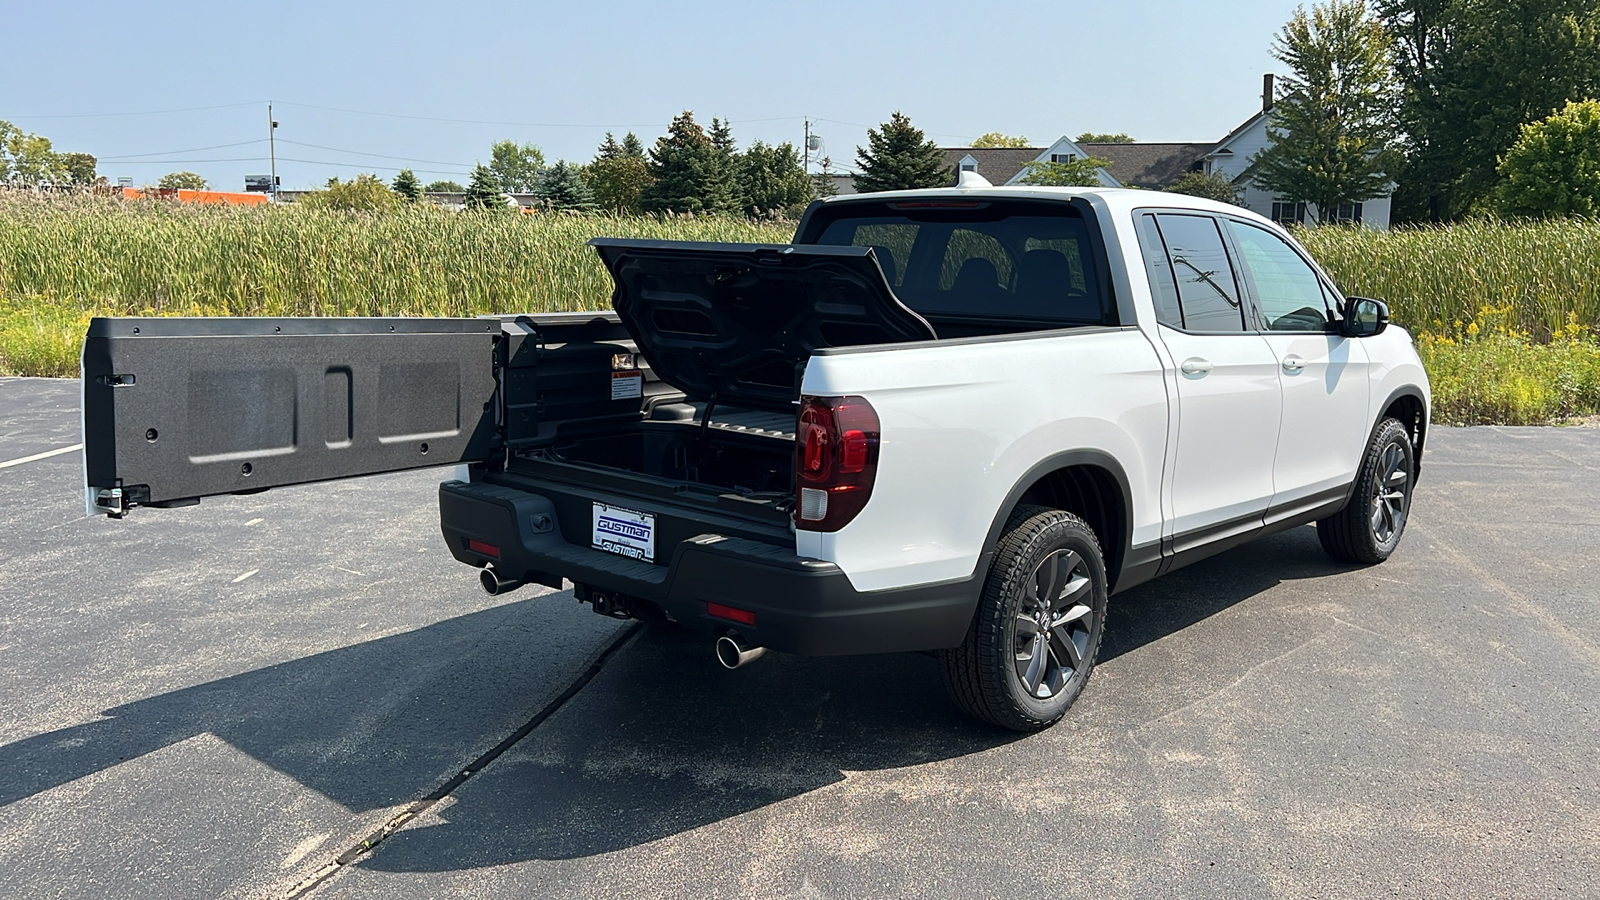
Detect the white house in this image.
<box><xmin>920</xmin><ymin>75</ymin><xmax>1395</xmax><ymax>229</ymax></box>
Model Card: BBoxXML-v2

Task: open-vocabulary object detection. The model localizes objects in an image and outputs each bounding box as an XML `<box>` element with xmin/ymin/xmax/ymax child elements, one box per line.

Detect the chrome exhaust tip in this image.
<box><xmin>479</xmin><ymin>566</ymin><xmax>523</xmax><ymax>596</ymax></box>
<box><xmin>715</xmin><ymin>634</ymin><xmax>766</xmax><ymax>670</ymax></box>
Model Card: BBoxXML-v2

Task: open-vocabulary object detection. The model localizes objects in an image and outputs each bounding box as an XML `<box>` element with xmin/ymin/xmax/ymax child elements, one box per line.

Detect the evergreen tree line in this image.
<box><xmin>392</xmin><ymin>113</ymin><xmax>823</xmax><ymax>216</ymax></box>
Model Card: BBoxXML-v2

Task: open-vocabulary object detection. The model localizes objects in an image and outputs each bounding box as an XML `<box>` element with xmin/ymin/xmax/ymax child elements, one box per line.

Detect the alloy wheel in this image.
<box><xmin>1012</xmin><ymin>548</ymin><xmax>1095</xmax><ymax>699</ymax></box>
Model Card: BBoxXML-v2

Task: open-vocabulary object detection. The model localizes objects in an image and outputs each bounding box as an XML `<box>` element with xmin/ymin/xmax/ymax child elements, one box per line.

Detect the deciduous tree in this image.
<box><xmin>1166</xmin><ymin>170</ymin><xmax>1240</xmax><ymax>203</ymax></box>
<box><xmin>301</xmin><ymin>174</ymin><xmax>398</xmax><ymax>211</ymax></box>
<box><xmin>157</xmin><ymin>171</ymin><xmax>209</xmax><ymax>190</ymax></box>
<box><xmin>853</xmin><ymin>112</ymin><xmax>950</xmax><ymax>193</ymax></box>
<box><xmin>1379</xmin><ymin>0</ymin><xmax>1600</xmax><ymax>219</ymax></box>
<box><xmin>1075</xmin><ymin>132</ymin><xmax>1136</xmax><ymax>144</ymax></box>
<box><xmin>586</xmin><ymin>132</ymin><xmax>654</xmax><ymax>212</ymax></box>
<box><xmin>3</xmin><ymin>126</ymin><xmax>65</xmax><ymax>185</ymax></box>
<box><xmin>1250</xmin><ymin>0</ymin><xmax>1400</xmax><ymax>223</ymax></box>
<box><xmin>736</xmin><ymin>141</ymin><xmax>811</xmax><ymax>216</ymax></box>
<box><xmin>1497</xmin><ymin>99</ymin><xmax>1600</xmax><ymax>217</ymax></box>
<box><xmin>1017</xmin><ymin>157</ymin><xmax>1112</xmax><ymax>186</ymax></box>
<box><xmin>488</xmin><ymin>140</ymin><xmax>545</xmax><ymax>192</ymax></box>
<box><xmin>423</xmin><ymin>180</ymin><xmax>465</xmax><ymax>193</ymax></box>
<box><xmin>59</xmin><ymin>153</ymin><xmax>98</xmax><ymax>185</ymax></box>
<box><xmin>972</xmin><ymin>132</ymin><xmax>1031</xmax><ymax>148</ymax></box>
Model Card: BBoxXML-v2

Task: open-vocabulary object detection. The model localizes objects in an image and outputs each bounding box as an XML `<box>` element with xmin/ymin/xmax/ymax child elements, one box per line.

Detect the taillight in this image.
<box><xmin>795</xmin><ymin>395</ymin><xmax>880</xmax><ymax>532</ymax></box>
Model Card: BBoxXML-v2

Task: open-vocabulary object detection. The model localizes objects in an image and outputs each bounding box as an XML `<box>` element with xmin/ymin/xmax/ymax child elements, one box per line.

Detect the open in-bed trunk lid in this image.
<box><xmin>590</xmin><ymin>239</ymin><xmax>935</xmax><ymax>412</ymax></box>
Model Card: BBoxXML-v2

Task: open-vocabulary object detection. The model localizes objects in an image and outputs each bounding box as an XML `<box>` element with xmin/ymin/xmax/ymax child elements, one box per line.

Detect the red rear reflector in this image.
<box><xmin>706</xmin><ymin>602</ymin><xmax>756</xmax><ymax>625</ymax></box>
<box><xmin>467</xmin><ymin>539</ymin><xmax>500</xmax><ymax>559</ymax></box>
<box><xmin>840</xmin><ymin>428</ymin><xmax>869</xmax><ymax>473</ymax></box>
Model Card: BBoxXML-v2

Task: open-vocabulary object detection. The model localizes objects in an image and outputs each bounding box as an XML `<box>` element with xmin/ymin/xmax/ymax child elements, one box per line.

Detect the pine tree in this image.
<box><xmin>465</xmin><ymin>164</ymin><xmax>504</xmax><ymax>210</ymax></box>
<box><xmin>596</xmin><ymin>132</ymin><xmax>623</xmax><ymax>161</ymax></box>
<box><xmin>392</xmin><ymin>168</ymin><xmax>421</xmax><ymax>201</ymax></box>
<box><xmin>853</xmin><ymin>112</ymin><xmax>951</xmax><ymax>193</ymax></box>
<box><xmin>811</xmin><ymin>156</ymin><xmax>839</xmax><ymax>199</ymax></box>
<box><xmin>536</xmin><ymin>161</ymin><xmax>598</xmax><ymax>211</ymax></box>
<box><xmin>709</xmin><ymin>118</ymin><xmax>739</xmax><ymax>211</ymax></box>
<box><xmin>638</xmin><ymin>111</ymin><xmax>735</xmax><ymax>214</ymax></box>
<box><xmin>621</xmin><ymin>132</ymin><xmax>646</xmax><ymax>158</ymax></box>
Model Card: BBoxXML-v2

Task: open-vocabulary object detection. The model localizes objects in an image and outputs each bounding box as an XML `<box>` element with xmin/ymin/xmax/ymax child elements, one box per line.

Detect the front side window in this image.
<box><xmin>1152</xmin><ymin>213</ymin><xmax>1246</xmax><ymax>332</ymax></box>
<box><xmin>1227</xmin><ymin>221</ymin><xmax>1330</xmax><ymax>331</ymax></box>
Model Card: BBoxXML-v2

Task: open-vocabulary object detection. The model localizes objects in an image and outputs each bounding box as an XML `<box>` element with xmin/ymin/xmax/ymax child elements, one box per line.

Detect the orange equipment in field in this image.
<box><xmin>121</xmin><ymin>187</ymin><xmax>272</xmax><ymax>207</ymax></box>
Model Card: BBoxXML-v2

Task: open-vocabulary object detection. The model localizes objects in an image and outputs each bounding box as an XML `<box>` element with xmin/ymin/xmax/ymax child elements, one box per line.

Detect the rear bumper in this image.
<box><xmin>439</xmin><ymin>479</ymin><xmax>977</xmax><ymax>656</ymax></box>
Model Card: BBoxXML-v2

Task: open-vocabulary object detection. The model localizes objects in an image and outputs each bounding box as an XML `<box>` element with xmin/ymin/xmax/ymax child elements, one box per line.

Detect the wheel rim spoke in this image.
<box><xmin>1021</xmin><ymin>633</ymin><xmax>1047</xmax><ymax>695</ymax></box>
<box><xmin>1013</xmin><ymin>549</ymin><xmax>1096</xmax><ymax>699</ymax></box>
<box><xmin>1051</xmin><ymin>624</ymin><xmax>1084</xmax><ymax>668</ymax></box>
<box><xmin>1367</xmin><ymin>441</ymin><xmax>1410</xmax><ymax>544</ymax></box>
<box><xmin>1015</xmin><ymin>613</ymin><xmax>1040</xmax><ymax>639</ymax></box>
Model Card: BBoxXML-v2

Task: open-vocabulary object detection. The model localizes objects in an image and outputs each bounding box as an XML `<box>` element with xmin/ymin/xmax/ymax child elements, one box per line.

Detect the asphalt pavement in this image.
<box><xmin>1</xmin><ymin>375</ymin><xmax>1596</xmax><ymax>899</ymax></box>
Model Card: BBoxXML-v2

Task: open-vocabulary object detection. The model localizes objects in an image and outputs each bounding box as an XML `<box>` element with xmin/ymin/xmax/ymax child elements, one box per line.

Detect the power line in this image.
<box><xmin>275</xmin><ymin>101</ymin><xmax>806</xmax><ymax>130</ymax></box>
<box><xmin>96</xmin><ymin>157</ymin><xmax>271</xmax><ymax>164</ymax></box>
<box><xmin>274</xmin><ymin>157</ymin><xmax>468</xmax><ymax>176</ymax></box>
<box><xmin>274</xmin><ymin>139</ymin><xmax>471</xmax><ymax>168</ymax></box>
<box><xmin>274</xmin><ymin>101</ymin><xmax>665</xmax><ymax>129</ymax></box>
<box><xmin>3</xmin><ymin>101</ymin><xmax>265</xmax><ymax>120</ymax></box>
<box><xmin>98</xmin><ymin>140</ymin><xmax>269</xmax><ymax>161</ymax></box>
<box><xmin>813</xmin><ymin>117</ymin><xmax>975</xmax><ymax>141</ymax></box>
<box><xmin>98</xmin><ymin>156</ymin><xmax>469</xmax><ymax>177</ymax></box>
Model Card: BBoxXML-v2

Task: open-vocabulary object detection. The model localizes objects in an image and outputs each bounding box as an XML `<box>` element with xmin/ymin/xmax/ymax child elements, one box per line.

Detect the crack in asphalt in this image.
<box><xmin>281</xmin><ymin>621</ymin><xmax>643</xmax><ymax>899</ymax></box>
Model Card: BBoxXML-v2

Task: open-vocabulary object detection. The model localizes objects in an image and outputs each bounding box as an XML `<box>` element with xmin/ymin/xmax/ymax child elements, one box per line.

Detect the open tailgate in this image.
<box><xmin>81</xmin><ymin>317</ymin><xmax>500</xmax><ymax>516</ymax></box>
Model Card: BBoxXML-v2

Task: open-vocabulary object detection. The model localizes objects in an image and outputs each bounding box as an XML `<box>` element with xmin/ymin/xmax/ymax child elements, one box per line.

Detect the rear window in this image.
<box><xmin>803</xmin><ymin>200</ymin><xmax>1107</xmax><ymax>326</ymax></box>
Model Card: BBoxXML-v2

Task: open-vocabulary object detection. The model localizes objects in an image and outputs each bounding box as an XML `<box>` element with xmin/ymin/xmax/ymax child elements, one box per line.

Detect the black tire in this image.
<box><xmin>1317</xmin><ymin>417</ymin><xmax>1414</xmax><ymax>564</ymax></box>
<box><xmin>937</xmin><ymin>506</ymin><xmax>1109</xmax><ymax>732</ymax></box>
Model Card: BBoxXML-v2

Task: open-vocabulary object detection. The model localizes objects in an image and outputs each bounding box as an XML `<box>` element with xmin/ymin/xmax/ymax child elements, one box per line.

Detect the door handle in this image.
<box><xmin>1180</xmin><ymin>357</ymin><xmax>1213</xmax><ymax>376</ymax></box>
<box><xmin>1281</xmin><ymin>355</ymin><xmax>1306</xmax><ymax>372</ymax></box>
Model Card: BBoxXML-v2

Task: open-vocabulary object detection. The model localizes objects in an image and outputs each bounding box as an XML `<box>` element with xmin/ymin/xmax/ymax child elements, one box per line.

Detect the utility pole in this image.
<box><xmin>268</xmin><ymin>103</ymin><xmax>279</xmax><ymax>197</ymax></box>
<box><xmin>803</xmin><ymin>117</ymin><xmax>811</xmax><ymax>176</ymax></box>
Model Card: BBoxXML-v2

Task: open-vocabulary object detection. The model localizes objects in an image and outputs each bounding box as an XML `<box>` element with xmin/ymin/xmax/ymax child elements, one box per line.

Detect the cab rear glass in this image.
<box><xmin>799</xmin><ymin>199</ymin><xmax>1110</xmax><ymax>326</ymax></box>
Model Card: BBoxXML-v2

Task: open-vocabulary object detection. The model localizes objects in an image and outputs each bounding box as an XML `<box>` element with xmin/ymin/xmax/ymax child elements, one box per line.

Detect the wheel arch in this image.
<box><xmin>981</xmin><ymin>450</ymin><xmax>1134</xmax><ymax>593</ymax></box>
<box><xmin>1376</xmin><ymin>385</ymin><xmax>1428</xmax><ymax>484</ymax></box>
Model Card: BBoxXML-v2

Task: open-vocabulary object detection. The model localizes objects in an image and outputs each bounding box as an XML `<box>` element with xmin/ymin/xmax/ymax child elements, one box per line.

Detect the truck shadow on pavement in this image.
<box><xmin>0</xmin><ymin>526</ymin><xmax>1356</xmax><ymax>870</ymax></box>
<box><xmin>356</xmin><ymin>526</ymin><xmax>1360</xmax><ymax>872</ymax></box>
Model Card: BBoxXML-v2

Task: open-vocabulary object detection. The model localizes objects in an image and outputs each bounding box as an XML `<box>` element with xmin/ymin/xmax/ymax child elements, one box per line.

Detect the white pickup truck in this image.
<box><xmin>81</xmin><ymin>183</ymin><xmax>1430</xmax><ymax>731</ymax></box>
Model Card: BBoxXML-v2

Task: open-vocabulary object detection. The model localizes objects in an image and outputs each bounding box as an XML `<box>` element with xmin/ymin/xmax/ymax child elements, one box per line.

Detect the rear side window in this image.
<box><xmin>1151</xmin><ymin>213</ymin><xmax>1246</xmax><ymax>332</ymax></box>
<box><xmin>1134</xmin><ymin>214</ymin><xmax>1183</xmax><ymax>328</ymax></box>
<box><xmin>807</xmin><ymin>201</ymin><xmax>1107</xmax><ymax>326</ymax></box>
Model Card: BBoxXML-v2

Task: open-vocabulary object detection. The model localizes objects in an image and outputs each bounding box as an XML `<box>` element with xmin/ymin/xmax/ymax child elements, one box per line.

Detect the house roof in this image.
<box><xmin>1078</xmin><ymin>142</ymin><xmax>1214</xmax><ymax>188</ymax></box>
<box><xmin>939</xmin><ymin>147</ymin><xmax>1044</xmax><ymax>186</ymax></box>
<box><xmin>1209</xmin><ymin>110</ymin><xmax>1268</xmax><ymax>156</ymax></box>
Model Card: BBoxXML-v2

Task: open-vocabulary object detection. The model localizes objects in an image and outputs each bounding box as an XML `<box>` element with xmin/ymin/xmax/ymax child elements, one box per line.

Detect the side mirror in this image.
<box><xmin>1339</xmin><ymin>296</ymin><xmax>1389</xmax><ymax>338</ymax></box>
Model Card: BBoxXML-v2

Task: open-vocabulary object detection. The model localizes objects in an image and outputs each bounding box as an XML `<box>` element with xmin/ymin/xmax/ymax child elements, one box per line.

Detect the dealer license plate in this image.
<box><xmin>592</xmin><ymin>502</ymin><xmax>655</xmax><ymax>562</ymax></box>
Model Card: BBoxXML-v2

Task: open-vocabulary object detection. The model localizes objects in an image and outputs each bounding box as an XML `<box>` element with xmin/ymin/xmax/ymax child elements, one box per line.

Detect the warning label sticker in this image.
<box><xmin>610</xmin><ymin>371</ymin><xmax>644</xmax><ymax>400</ymax></box>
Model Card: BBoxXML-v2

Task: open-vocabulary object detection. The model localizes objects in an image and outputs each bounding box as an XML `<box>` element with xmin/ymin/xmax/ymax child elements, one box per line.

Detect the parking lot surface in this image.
<box><xmin>1</xmin><ymin>375</ymin><xmax>1596</xmax><ymax>899</ymax></box>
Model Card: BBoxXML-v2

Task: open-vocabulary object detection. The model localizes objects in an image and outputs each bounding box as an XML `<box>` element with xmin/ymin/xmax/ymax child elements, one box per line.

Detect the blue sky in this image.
<box><xmin>5</xmin><ymin>0</ymin><xmax>1299</xmax><ymax>191</ymax></box>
